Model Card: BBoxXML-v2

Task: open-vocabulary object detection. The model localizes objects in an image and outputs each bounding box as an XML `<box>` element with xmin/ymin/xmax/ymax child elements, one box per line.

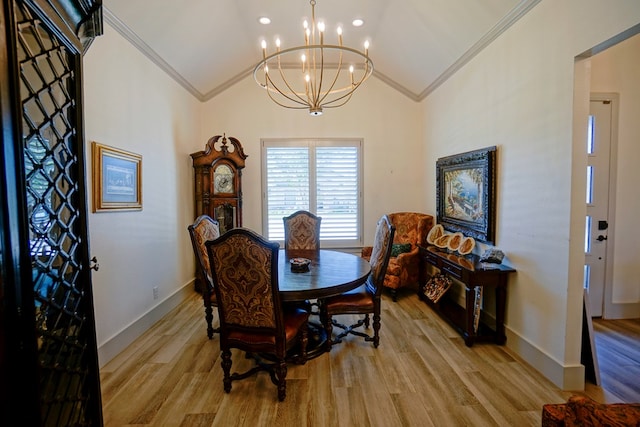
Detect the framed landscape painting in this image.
<box><xmin>92</xmin><ymin>142</ymin><xmax>142</xmax><ymax>212</ymax></box>
<box><xmin>436</xmin><ymin>146</ymin><xmax>496</xmax><ymax>243</ymax></box>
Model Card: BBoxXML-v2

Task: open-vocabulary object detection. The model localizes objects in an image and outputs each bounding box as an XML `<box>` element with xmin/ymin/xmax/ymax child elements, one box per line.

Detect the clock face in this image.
<box><xmin>214</xmin><ymin>164</ymin><xmax>234</xmax><ymax>194</ymax></box>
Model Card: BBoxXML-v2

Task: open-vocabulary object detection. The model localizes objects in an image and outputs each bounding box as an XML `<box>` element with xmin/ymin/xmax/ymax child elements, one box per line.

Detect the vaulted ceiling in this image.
<box><xmin>103</xmin><ymin>0</ymin><xmax>540</xmax><ymax>102</ymax></box>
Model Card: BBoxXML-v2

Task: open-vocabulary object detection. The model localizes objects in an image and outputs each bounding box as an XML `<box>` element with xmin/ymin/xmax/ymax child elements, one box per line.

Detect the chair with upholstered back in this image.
<box><xmin>361</xmin><ymin>212</ymin><xmax>434</xmax><ymax>301</ymax></box>
<box><xmin>283</xmin><ymin>210</ymin><xmax>322</xmax><ymax>250</ymax></box>
<box><xmin>187</xmin><ymin>215</ymin><xmax>221</xmax><ymax>339</ymax></box>
<box><xmin>206</xmin><ymin>228</ymin><xmax>309</xmax><ymax>401</ymax></box>
<box><xmin>320</xmin><ymin>215</ymin><xmax>395</xmax><ymax>349</ymax></box>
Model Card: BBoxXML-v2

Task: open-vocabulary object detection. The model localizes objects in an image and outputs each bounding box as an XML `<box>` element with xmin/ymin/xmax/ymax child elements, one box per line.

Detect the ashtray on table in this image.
<box><xmin>290</xmin><ymin>257</ymin><xmax>311</xmax><ymax>273</ymax></box>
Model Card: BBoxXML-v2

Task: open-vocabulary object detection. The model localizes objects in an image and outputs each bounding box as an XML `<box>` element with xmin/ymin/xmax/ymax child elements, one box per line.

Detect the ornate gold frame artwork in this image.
<box><xmin>92</xmin><ymin>141</ymin><xmax>142</xmax><ymax>212</ymax></box>
<box><xmin>436</xmin><ymin>146</ymin><xmax>496</xmax><ymax>243</ymax></box>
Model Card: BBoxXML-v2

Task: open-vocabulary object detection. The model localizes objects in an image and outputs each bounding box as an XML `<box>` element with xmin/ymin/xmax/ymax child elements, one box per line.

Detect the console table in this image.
<box><xmin>418</xmin><ymin>245</ymin><xmax>516</xmax><ymax>347</ymax></box>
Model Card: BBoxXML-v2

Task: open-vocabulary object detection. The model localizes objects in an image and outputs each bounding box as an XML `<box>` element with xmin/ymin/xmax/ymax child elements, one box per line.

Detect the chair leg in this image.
<box><xmin>275</xmin><ymin>360</ymin><xmax>287</xmax><ymax>401</ymax></box>
<box><xmin>390</xmin><ymin>288</ymin><xmax>398</xmax><ymax>302</ymax></box>
<box><xmin>205</xmin><ymin>305</ymin><xmax>214</xmax><ymax>339</ymax></box>
<box><xmin>363</xmin><ymin>313</ymin><xmax>370</xmax><ymax>328</ymax></box>
<box><xmin>319</xmin><ymin>304</ymin><xmax>333</xmax><ymax>351</ymax></box>
<box><xmin>372</xmin><ymin>312</ymin><xmax>381</xmax><ymax>348</ymax></box>
<box><xmin>325</xmin><ymin>314</ymin><xmax>335</xmax><ymax>350</ymax></box>
<box><xmin>298</xmin><ymin>328</ymin><xmax>308</xmax><ymax>365</ymax></box>
<box><xmin>221</xmin><ymin>349</ymin><xmax>232</xmax><ymax>393</ymax></box>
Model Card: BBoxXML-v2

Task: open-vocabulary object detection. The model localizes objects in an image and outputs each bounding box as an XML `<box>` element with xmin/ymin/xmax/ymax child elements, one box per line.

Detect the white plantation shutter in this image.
<box><xmin>316</xmin><ymin>146</ymin><xmax>359</xmax><ymax>241</ymax></box>
<box><xmin>265</xmin><ymin>146</ymin><xmax>310</xmax><ymax>240</ymax></box>
<box><xmin>262</xmin><ymin>139</ymin><xmax>363</xmax><ymax>247</ymax></box>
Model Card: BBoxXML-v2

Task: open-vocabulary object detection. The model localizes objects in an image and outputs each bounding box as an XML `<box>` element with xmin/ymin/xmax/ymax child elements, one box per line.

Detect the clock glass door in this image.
<box><xmin>214</xmin><ymin>204</ymin><xmax>236</xmax><ymax>234</ymax></box>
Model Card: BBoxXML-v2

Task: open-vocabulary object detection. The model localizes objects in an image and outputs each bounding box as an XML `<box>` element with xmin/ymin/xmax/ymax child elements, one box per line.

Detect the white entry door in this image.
<box><xmin>584</xmin><ymin>96</ymin><xmax>615</xmax><ymax>317</ymax></box>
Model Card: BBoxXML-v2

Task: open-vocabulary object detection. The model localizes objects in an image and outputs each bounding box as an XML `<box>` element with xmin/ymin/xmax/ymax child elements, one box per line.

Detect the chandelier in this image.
<box><xmin>253</xmin><ymin>0</ymin><xmax>373</xmax><ymax>116</ymax></box>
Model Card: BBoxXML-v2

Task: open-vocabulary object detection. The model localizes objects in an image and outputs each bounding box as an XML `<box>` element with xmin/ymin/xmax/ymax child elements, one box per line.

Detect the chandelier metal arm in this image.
<box><xmin>277</xmin><ymin>47</ymin><xmax>313</xmax><ymax>107</ymax></box>
<box><xmin>312</xmin><ymin>46</ymin><xmax>325</xmax><ymax>109</ymax></box>
<box><xmin>263</xmin><ymin>71</ymin><xmax>310</xmax><ymax>108</ymax></box>
<box><xmin>316</xmin><ymin>47</ymin><xmax>344</xmax><ymax>107</ymax></box>
<box><xmin>265</xmin><ymin>86</ymin><xmax>309</xmax><ymax>110</ymax></box>
<box><xmin>320</xmin><ymin>63</ymin><xmax>371</xmax><ymax>108</ymax></box>
<box><xmin>274</xmin><ymin>57</ymin><xmax>309</xmax><ymax>106</ymax></box>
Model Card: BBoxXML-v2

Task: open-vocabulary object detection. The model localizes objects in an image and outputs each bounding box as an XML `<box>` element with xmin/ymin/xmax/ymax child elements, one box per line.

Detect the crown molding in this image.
<box><xmin>371</xmin><ymin>71</ymin><xmax>421</xmax><ymax>102</ymax></box>
<box><xmin>417</xmin><ymin>0</ymin><xmax>541</xmax><ymax>100</ymax></box>
<box><xmin>103</xmin><ymin>7</ymin><xmax>206</xmax><ymax>101</ymax></box>
<box><xmin>201</xmin><ymin>65</ymin><xmax>255</xmax><ymax>101</ymax></box>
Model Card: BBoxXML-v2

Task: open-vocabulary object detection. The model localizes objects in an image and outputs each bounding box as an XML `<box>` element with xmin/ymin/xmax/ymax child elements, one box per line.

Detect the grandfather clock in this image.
<box><xmin>191</xmin><ymin>135</ymin><xmax>247</xmax><ymax>234</ymax></box>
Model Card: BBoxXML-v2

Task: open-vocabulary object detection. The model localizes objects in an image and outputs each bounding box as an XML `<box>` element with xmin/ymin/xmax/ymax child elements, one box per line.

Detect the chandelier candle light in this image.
<box><xmin>254</xmin><ymin>0</ymin><xmax>373</xmax><ymax>116</ymax></box>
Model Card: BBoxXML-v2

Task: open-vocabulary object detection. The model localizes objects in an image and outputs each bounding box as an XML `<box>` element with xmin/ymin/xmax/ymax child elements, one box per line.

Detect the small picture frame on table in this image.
<box><xmin>92</xmin><ymin>141</ymin><xmax>142</xmax><ymax>212</ymax></box>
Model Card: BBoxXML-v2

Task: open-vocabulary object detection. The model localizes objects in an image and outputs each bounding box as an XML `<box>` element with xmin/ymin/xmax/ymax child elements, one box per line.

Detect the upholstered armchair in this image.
<box><xmin>361</xmin><ymin>212</ymin><xmax>434</xmax><ymax>301</ymax></box>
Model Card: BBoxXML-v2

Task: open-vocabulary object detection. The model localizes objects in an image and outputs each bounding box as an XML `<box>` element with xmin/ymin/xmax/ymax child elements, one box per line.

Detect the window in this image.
<box><xmin>262</xmin><ymin>138</ymin><xmax>363</xmax><ymax>248</ymax></box>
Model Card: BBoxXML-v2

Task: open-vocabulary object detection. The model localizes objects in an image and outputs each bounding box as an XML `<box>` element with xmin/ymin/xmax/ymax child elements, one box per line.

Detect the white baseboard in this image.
<box><xmin>506</xmin><ymin>326</ymin><xmax>585</xmax><ymax>391</ymax></box>
<box><xmin>605</xmin><ymin>301</ymin><xmax>640</xmax><ymax>319</ymax></box>
<box><xmin>97</xmin><ymin>281</ymin><xmax>194</xmax><ymax>368</ymax></box>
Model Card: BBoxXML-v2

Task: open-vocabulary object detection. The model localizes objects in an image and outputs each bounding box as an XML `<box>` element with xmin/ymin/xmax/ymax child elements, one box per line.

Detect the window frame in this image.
<box><xmin>261</xmin><ymin>138</ymin><xmax>364</xmax><ymax>249</ymax></box>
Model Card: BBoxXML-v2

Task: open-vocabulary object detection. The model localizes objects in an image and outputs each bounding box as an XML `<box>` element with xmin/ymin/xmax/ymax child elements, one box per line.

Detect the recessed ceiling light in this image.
<box><xmin>352</xmin><ymin>19</ymin><xmax>364</xmax><ymax>27</ymax></box>
<box><xmin>259</xmin><ymin>16</ymin><xmax>271</xmax><ymax>25</ymax></box>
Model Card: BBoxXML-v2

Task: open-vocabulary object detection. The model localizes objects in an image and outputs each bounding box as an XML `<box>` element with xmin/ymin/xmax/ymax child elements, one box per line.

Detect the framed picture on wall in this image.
<box><xmin>436</xmin><ymin>146</ymin><xmax>497</xmax><ymax>243</ymax></box>
<box><xmin>92</xmin><ymin>141</ymin><xmax>142</xmax><ymax>212</ymax></box>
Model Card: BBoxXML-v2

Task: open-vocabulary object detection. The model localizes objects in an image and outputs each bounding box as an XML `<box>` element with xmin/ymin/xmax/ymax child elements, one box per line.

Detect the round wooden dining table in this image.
<box><xmin>278</xmin><ymin>249</ymin><xmax>371</xmax><ymax>301</ymax></box>
<box><xmin>278</xmin><ymin>249</ymin><xmax>371</xmax><ymax>359</ymax></box>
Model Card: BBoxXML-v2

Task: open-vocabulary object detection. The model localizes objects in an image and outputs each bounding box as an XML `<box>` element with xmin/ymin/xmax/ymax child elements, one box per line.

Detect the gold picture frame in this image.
<box><xmin>92</xmin><ymin>141</ymin><xmax>142</xmax><ymax>212</ymax></box>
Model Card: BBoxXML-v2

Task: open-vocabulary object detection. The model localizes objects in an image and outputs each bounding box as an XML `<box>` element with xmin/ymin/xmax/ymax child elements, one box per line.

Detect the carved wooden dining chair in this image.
<box><xmin>206</xmin><ymin>228</ymin><xmax>309</xmax><ymax>401</ymax></box>
<box><xmin>187</xmin><ymin>215</ymin><xmax>221</xmax><ymax>339</ymax></box>
<box><xmin>320</xmin><ymin>215</ymin><xmax>395</xmax><ymax>349</ymax></box>
<box><xmin>283</xmin><ymin>210</ymin><xmax>322</xmax><ymax>250</ymax></box>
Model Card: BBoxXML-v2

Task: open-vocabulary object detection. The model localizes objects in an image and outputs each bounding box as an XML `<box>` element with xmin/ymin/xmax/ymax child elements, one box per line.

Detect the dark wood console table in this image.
<box><xmin>418</xmin><ymin>245</ymin><xmax>515</xmax><ymax>347</ymax></box>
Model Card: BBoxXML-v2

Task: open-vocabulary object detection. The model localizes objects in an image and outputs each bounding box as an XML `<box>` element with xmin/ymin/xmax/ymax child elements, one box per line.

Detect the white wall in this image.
<box><xmin>590</xmin><ymin>34</ymin><xmax>640</xmax><ymax>317</ymax></box>
<box><xmin>421</xmin><ymin>0</ymin><xmax>640</xmax><ymax>389</ymax></box>
<box><xmin>83</xmin><ymin>24</ymin><xmax>202</xmax><ymax>365</ymax></box>
<box><xmin>198</xmin><ymin>76</ymin><xmax>426</xmax><ymax>245</ymax></box>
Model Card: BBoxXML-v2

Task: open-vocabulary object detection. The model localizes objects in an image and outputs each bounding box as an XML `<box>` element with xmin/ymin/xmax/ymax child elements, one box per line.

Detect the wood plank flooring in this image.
<box><xmin>592</xmin><ymin>317</ymin><xmax>640</xmax><ymax>403</ymax></box>
<box><xmin>99</xmin><ymin>291</ymin><xmax>634</xmax><ymax>426</ymax></box>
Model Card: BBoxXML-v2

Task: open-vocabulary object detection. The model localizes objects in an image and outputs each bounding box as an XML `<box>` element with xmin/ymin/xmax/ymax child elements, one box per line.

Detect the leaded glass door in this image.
<box><xmin>0</xmin><ymin>1</ymin><xmax>103</xmax><ymax>425</ymax></box>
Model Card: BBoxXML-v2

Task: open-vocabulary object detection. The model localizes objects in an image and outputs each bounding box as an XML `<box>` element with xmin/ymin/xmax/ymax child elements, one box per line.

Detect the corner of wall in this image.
<box><xmin>506</xmin><ymin>327</ymin><xmax>585</xmax><ymax>391</ymax></box>
<box><xmin>97</xmin><ymin>281</ymin><xmax>195</xmax><ymax>368</ymax></box>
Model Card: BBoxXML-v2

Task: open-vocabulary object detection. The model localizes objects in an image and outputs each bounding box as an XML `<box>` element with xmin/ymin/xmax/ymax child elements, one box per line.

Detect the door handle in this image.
<box><xmin>90</xmin><ymin>256</ymin><xmax>100</xmax><ymax>271</ymax></box>
<box><xmin>596</xmin><ymin>235</ymin><xmax>607</xmax><ymax>242</ymax></box>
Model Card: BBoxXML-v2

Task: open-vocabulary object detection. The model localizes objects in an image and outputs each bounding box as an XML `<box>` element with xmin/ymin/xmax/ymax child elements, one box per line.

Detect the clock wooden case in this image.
<box><xmin>191</xmin><ymin>135</ymin><xmax>248</xmax><ymax>234</ymax></box>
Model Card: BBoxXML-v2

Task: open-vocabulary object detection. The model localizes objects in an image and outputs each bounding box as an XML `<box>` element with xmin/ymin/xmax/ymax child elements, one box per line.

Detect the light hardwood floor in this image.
<box><xmin>592</xmin><ymin>317</ymin><xmax>640</xmax><ymax>403</ymax></box>
<box><xmin>99</xmin><ymin>291</ymin><xmax>631</xmax><ymax>426</ymax></box>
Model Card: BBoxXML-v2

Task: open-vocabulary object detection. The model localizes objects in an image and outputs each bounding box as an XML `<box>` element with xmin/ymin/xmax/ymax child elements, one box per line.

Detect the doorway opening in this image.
<box><xmin>574</xmin><ymin>25</ymin><xmax>640</xmax><ymax>391</ymax></box>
